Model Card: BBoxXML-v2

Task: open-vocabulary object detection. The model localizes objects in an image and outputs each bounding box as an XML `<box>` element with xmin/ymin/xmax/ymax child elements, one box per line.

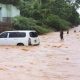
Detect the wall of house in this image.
<box><xmin>11</xmin><ymin>5</ymin><xmax>20</xmax><ymax>17</ymax></box>
<box><xmin>0</xmin><ymin>3</ymin><xmax>20</xmax><ymax>32</ymax></box>
<box><xmin>1</xmin><ymin>4</ymin><xmax>11</xmax><ymax>17</ymax></box>
<box><xmin>0</xmin><ymin>3</ymin><xmax>20</xmax><ymax>21</ymax></box>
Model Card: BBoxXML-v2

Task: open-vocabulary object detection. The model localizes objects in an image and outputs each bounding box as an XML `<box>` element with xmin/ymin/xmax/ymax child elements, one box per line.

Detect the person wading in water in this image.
<box><xmin>60</xmin><ymin>29</ymin><xmax>64</xmax><ymax>40</ymax></box>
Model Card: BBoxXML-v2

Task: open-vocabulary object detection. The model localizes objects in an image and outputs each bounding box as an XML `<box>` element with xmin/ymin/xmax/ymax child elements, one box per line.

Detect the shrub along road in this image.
<box><xmin>0</xmin><ymin>26</ymin><xmax>80</xmax><ymax>80</ymax></box>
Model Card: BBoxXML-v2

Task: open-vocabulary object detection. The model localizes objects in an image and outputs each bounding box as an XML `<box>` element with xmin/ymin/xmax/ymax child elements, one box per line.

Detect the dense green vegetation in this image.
<box><xmin>0</xmin><ymin>0</ymin><xmax>80</xmax><ymax>34</ymax></box>
<box><xmin>12</xmin><ymin>16</ymin><xmax>51</xmax><ymax>34</ymax></box>
<box><xmin>0</xmin><ymin>0</ymin><xmax>21</xmax><ymax>6</ymax></box>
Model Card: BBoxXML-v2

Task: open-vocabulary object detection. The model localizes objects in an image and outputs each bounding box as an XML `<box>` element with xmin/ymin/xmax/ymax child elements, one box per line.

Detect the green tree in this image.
<box><xmin>11</xmin><ymin>0</ymin><xmax>80</xmax><ymax>33</ymax></box>
<box><xmin>0</xmin><ymin>0</ymin><xmax>21</xmax><ymax>6</ymax></box>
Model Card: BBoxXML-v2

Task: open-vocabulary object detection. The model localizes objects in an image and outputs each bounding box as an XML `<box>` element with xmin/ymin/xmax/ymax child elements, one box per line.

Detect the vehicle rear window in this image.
<box><xmin>9</xmin><ymin>32</ymin><xmax>26</xmax><ymax>38</ymax></box>
<box><xmin>30</xmin><ymin>32</ymin><xmax>38</xmax><ymax>37</ymax></box>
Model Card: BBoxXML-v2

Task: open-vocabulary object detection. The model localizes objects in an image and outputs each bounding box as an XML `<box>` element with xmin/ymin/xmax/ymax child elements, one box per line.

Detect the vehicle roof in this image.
<box><xmin>3</xmin><ymin>30</ymin><xmax>36</xmax><ymax>33</ymax></box>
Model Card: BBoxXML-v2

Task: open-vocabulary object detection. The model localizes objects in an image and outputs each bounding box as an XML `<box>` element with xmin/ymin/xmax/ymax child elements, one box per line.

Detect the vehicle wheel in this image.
<box><xmin>28</xmin><ymin>38</ymin><xmax>31</xmax><ymax>45</ymax></box>
<box><xmin>17</xmin><ymin>43</ymin><xmax>24</xmax><ymax>46</ymax></box>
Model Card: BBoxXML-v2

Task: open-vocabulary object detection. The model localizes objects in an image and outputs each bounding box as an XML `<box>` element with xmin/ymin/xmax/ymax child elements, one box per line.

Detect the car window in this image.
<box><xmin>9</xmin><ymin>32</ymin><xmax>26</xmax><ymax>38</ymax></box>
<box><xmin>30</xmin><ymin>32</ymin><xmax>38</xmax><ymax>37</ymax></box>
<box><xmin>0</xmin><ymin>32</ymin><xmax>8</xmax><ymax>38</ymax></box>
<box><xmin>18</xmin><ymin>32</ymin><xmax>26</xmax><ymax>37</ymax></box>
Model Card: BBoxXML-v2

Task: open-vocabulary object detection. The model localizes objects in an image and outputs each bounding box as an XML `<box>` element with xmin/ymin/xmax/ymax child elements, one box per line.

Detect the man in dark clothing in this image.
<box><xmin>60</xmin><ymin>29</ymin><xmax>64</xmax><ymax>40</ymax></box>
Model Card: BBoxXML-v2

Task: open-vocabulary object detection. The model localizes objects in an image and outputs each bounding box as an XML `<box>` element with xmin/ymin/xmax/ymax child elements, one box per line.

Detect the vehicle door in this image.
<box><xmin>0</xmin><ymin>32</ymin><xmax>9</xmax><ymax>45</ymax></box>
<box><xmin>8</xmin><ymin>32</ymin><xmax>19</xmax><ymax>45</ymax></box>
<box><xmin>8</xmin><ymin>32</ymin><xmax>26</xmax><ymax>45</ymax></box>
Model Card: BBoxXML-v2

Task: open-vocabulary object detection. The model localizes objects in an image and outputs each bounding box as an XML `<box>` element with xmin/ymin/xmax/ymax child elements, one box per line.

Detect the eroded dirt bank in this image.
<box><xmin>0</xmin><ymin>26</ymin><xmax>80</xmax><ymax>80</ymax></box>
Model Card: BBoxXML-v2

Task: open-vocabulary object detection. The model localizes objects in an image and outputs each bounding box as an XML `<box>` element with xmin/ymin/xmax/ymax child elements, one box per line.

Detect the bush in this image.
<box><xmin>12</xmin><ymin>16</ymin><xmax>51</xmax><ymax>34</ymax></box>
<box><xmin>46</xmin><ymin>14</ymin><xmax>70</xmax><ymax>31</ymax></box>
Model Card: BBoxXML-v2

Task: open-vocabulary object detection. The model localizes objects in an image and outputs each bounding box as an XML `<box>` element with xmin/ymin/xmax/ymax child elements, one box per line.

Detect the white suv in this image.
<box><xmin>0</xmin><ymin>30</ymin><xmax>40</xmax><ymax>46</ymax></box>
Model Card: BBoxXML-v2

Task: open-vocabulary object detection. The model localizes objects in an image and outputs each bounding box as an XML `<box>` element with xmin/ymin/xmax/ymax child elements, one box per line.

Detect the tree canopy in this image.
<box><xmin>0</xmin><ymin>0</ymin><xmax>21</xmax><ymax>6</ymax></box>
<box><xmin>10</xmin><ymin>0</ymin><xmax>80</xmax><ymax>33</ymax></box>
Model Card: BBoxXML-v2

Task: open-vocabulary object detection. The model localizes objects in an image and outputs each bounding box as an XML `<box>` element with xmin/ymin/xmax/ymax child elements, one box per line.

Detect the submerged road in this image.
<box><xmin>0</xmin><ymin>26</ymin><xmax>80</xmax><ymax>80</ymax></box>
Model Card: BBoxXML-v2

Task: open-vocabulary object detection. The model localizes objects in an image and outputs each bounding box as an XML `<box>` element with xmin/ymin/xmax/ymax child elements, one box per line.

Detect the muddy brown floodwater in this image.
<box><xmin>0</xmin><ymin>26</ymin><xmax>80</xmax><ymax>80</ymax></box>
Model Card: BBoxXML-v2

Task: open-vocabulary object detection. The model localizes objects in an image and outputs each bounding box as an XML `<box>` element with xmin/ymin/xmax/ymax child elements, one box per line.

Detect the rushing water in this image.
<box><xmin>0</xmin><ymin>26</ymin><xmax>80</xmax><ymax>80</ymax></box>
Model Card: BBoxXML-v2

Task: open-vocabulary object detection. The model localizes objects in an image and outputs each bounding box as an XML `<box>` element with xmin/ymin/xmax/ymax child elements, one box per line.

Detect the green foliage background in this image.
<box><xmin>0</xmin><ymin>0</ymin><xmax>80</xmax><ymax>34</ymax></box>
